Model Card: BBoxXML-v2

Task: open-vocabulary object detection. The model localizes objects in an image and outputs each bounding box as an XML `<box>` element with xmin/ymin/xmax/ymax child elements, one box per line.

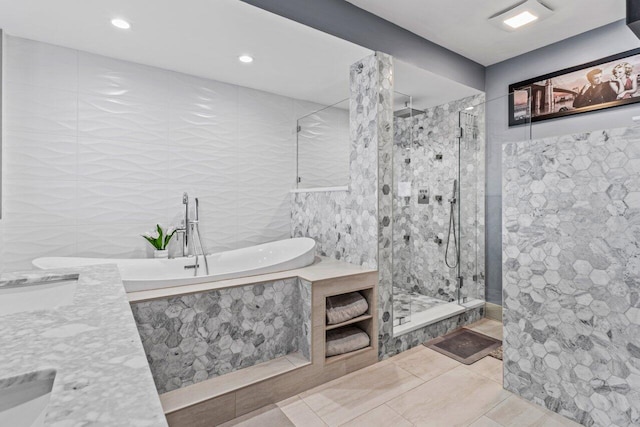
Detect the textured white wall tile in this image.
<box><xmin>168</xmin><ymin>73</ymin><xmax>238</xmax><ymax>146</ymax></box>
<box><xmin>1</xmin><ymin>225</ymin><xmax>77</xmax><ymax>271</ymax></box>
<box><xmin>77</xmin><ymin>138</ymin><xmax>170</xmax><ymax>183</ymax></box>
<box><xmin>239</xmin><ymin>87</ymin><xmax>293</xmax><ymax>121</ymax></box>
<box><xmin>2</xmin><ymin>179</ymin><xmax>77</xmax><ymax>226</ymax></box>
<box><xmin>168</xmin><ymin>72</ymin><xmax>237</xmax><ymax>105</ymax></box>
<box><xmin>236</xmin><ymin>186</ymin><xmax>291</xmax><ymax>247</ymax></box>
<box><xmin>237</xmin><ymin>104</ymin><xmax>295</xmax><ymax>189</ymax></box>
<box><xmin>4</xmin><ymin>36</ymin><xmax>78</xmax><ymax>91</ymax></box>
<box><xmin>76</xmin><ymin>223</ymin><xmax>154</xmax><ymax>259</ymax></box>
<box><xmin>75</xmin><ymin>181</ymin><xmax>168</xmax><ymax>225</ymax></box>
<box><xmin>0</xmin><ymin>223</ymin><xmax>4</xmax><ymax>272</ymax></box>
<box><xmin>236</xmin><ymin>87</ymin><xmax>295</xmax><ymax>248</ymax></box>
<box><xmin>2</xmin><ymin>36</ymin><xmax>306</xmax><ymax>270</ymax></box>
<box><xmin>294</xmin><ymin>99</ymin><xmax>327</xmax><ymax>118</ymax></box>
<box><xmin>5</xmin><ymin>84</ymin><xmax>77</xmax><ymax>136</ymax></box>
<box><xmin>78</xmin><ymin>51</ymin><xmax>170</xmax><ymax>104</ymax></box>
<box><xmin>78</xmin><ymin>94</ymin><xmax>169</xmax><ymax>143</ymax></box>
<box><xmin>167</xmin><ymin>142</ymin><xmax>236</xmax><ymax>185</ymax></box>
<box><xmin>168</xmin><ymin>105</ymin><xmax>238</xmax><ymax>146</ymax></box>
<box><xmin>194</xmin><ymin>217</ymin><xmax>238</xmax><ymax>254</ymax></box>
<box><xmin>3</xmin><ymin>132</ymin><xmax>78</xmax><ymax>181</ymax></box>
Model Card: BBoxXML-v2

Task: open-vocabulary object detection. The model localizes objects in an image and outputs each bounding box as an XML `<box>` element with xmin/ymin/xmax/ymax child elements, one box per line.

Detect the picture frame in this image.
<box><xmin>508</xmin><ymin>48</ymin><xmax>640</xmax><ymax>126</ymax></box>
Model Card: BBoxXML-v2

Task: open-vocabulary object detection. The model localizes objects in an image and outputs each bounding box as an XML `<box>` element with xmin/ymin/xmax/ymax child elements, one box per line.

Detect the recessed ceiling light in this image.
<box><xmin>238</xmin><ymin>55</ymin><xmax>254</xmax><ymax>63</ymax></box>
<box><xmin>488</xmin><ymin>0</ymin><xmax>553</xmax><ymax>32</ymax></box>
<box><xmin>111</xmin><ymin>18</ymin><xmax>131</xmax><ymax>30</ymax></box>
<box><xmin>465</xmin><ymin>106</ymin><xmax>474</xmax><ymax>111</ymax></box>
<box><xmin>504</xmin><ymin>11</ymin><xmax>538</xmax><ymax>29</ymax></box>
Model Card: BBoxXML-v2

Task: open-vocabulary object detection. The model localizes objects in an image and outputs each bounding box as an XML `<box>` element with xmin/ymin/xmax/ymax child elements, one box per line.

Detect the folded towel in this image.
<box><xmin>326</xmin><ymin>326</ymin><xmax>370</xmax><ymax>357</ymax></box>
<box><xmin>326</xmin><ymin>292</ymin><xmax>369</xmax><ymax>325</ymax></box>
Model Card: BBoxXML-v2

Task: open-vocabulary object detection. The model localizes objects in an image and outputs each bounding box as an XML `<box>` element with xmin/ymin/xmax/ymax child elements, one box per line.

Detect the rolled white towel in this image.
<box><xmin>326</xmin><ymin>292</ymin><xmax>368</xmax><ymax>325</ymax></box>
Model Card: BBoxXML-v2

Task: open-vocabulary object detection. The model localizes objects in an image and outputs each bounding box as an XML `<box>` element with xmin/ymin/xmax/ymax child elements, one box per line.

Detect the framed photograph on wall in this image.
<box><xmin>508</xmin><ymin>48</ymin><xmax>640</xmax><ymax>126</ymax></box>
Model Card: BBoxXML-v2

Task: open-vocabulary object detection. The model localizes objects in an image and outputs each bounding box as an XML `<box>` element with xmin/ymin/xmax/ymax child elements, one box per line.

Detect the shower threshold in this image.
<box><xmin>393</xmin><ymin>298</ymin><xmax>484</xmax><ymax>336</ymax></box>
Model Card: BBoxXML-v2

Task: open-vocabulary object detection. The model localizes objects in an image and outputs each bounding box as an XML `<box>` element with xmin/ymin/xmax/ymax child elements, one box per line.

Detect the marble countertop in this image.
<box><xmin>0</xmin><ymin>264</ymin><xmax>168</xmax><ymax>426</ymax></box>
<box><xmin>128</xmin><ymin>256</ymin><xmax>378</xmax><ymax>303</ymax></box>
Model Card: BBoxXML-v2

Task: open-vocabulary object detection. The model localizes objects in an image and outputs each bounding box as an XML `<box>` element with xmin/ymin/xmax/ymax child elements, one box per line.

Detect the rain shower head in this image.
<box><xmin>394</xmin><ymin>107</ymin><xmax>425</xmax><ymax>119</ymax></box>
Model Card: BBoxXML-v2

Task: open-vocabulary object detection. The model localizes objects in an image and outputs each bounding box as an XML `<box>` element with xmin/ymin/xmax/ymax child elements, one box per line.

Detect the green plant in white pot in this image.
<box><xmin>142</xmin><ymin>224</ymin><xmax>176</xmax><ymax>258</ymax></box>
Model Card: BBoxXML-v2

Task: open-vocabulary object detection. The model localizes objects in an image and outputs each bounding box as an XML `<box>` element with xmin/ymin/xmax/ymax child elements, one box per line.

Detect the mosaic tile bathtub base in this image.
<box><xmin>131</xmin><ymin>278</ymin><xmax>311</xmax><ymax>394</ymax></box>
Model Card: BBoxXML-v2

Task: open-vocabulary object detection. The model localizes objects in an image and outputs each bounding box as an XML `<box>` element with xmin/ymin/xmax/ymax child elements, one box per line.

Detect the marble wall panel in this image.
<box><xmin>503</xmin><ymin>127</ymin><xmax>640</xmax><ymax>427</ymax></box>
<box><xmin>376</xmin><ymin>53</ymin><xmax>396</xmax><ymax>357</ymax></box>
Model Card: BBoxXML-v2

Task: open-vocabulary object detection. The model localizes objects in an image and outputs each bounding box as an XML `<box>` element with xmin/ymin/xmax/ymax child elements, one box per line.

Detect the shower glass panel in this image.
<box><xmin>391</xmin><ymin>91</ymin><xmax>531</xmax><ymax>331</ymax></box>
<box><xmin>392</xmin><ymin>91</ymin><xmax>416</xmax><ymax>326</ymax></box>
<box><xmin>296</xmin><ymin>99</ymin><xmax>350</xmax><ymax>189</ymax></box>
<box><xmin>457</xmin><ymin>108</ymin><xmax>481</xmax><ymax>304</ymax></box>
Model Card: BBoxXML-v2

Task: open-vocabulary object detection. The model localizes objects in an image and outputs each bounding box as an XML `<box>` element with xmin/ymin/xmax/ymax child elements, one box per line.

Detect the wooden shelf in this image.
<box><xmin>325</xmin><ymin>346</ymin><xmax>375</xmax><ymax>364</ymax></box>
<box><xmin>325</xmin><ymin>314</ymin><xmax>373</xmax><ymax>331</ymax></box>
<box><xmin>324</xmin><ymin>287</ymin><xmax>376</xmax><ymax>363</ymax></box>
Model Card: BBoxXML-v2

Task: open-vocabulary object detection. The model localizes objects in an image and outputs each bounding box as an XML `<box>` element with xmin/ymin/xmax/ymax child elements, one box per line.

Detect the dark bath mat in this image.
<box><xmin>424</xmin><ymin>328</ymin><xmax>502</xmax><ymax>365</ymax></box>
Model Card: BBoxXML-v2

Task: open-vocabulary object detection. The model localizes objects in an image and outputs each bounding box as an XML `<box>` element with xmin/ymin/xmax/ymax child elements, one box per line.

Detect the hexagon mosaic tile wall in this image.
<box><xmin>131</xmin><ymin>278</ymin><xmax>309</xmax><ymax>394</ymax></box>
<box><xmin>502</xmin><ymin>127</ymin><xmax>640</xmax><ymax>427</ymax></box>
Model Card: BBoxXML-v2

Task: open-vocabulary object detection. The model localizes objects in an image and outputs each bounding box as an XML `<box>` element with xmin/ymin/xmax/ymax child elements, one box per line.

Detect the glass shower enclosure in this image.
<box><xmin>392</xmin><ymin>92</ymin><xmax>531</xmax><ymax>331</ymax></box>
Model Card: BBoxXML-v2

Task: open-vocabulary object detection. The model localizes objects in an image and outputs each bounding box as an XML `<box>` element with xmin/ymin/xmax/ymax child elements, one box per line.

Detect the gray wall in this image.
<box><xmin>240</xmin><ymin>0</ymin><xmax>485</xmax><ymax>92</ymax></box>
<box><xmin>0</xmin><ymin>30</ymin><xmax>3</xmax><ymax>219</ymax></box>
<box><xmin>485</xmin><ymin>19</ymin><xmax>640</xmax><ymax>305</ymax></box>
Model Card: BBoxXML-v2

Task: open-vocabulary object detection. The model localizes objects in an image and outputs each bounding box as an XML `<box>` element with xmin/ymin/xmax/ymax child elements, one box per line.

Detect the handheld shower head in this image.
<box><xmin>182</xmin><ymin>192</ymin><xmax>189</xmax><ymax>204</ymax></box>
<box><xmin>445</xmin><ymin>178</ymin><xmax>459</xmax><ymax>270</ymax></box>
<box><xmin>449</xmin><ymin>180</ymin><xmax>458</xmax><ymax>204</ymax></box>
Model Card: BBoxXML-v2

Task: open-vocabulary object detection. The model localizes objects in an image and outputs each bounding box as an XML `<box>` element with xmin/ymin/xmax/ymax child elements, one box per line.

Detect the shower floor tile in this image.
<box><xmin>393</xmin><ymin>287</ymin><xmax>449</xmax><ymax>325</ymax></box>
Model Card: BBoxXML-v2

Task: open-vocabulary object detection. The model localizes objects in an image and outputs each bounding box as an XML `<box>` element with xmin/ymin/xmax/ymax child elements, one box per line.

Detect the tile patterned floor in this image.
<box><xmin>221</xmin><ymin>319</ymin><xmax>581</xmax><ymax>427</ymax></box>
<box><xmin>393</xmin><ymin>287</ymin><xmax>449</xmax><ymax>325</ymax></box>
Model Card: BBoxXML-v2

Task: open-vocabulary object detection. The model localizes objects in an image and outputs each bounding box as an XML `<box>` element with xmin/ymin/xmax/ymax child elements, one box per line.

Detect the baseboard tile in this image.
<box><xmin>485</xmin><ymin>302</ymin><xmax>502</xmax><ymax>321</ymax></box>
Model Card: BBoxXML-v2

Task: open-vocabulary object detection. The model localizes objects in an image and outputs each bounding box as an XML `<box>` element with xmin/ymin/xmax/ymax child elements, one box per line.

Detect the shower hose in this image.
<box><xmin>445</xmin><ymin>196</ymin><xmax>458</xmax><ymax>269</ymax></box>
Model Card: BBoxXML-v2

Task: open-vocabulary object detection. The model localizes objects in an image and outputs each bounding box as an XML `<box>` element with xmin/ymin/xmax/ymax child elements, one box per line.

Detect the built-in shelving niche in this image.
<box><xmin>324</xmin><ymin>287</ymin><xmax>376</xmax><ymax>363</ymax></box>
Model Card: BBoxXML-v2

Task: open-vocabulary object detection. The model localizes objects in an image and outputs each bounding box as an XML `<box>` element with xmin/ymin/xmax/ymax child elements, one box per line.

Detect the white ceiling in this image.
<box><xmin>0</xmin><ymin>0</ymin><xmax>372</xmax><ymax>106</ymax></box>
<box><xmin>346</xmin><ymin>0</ymin><xmax>626</xmax><ymax>66</ymax></box>
<box><xmin>1</xmin><ymin>0</ymin><xmax>621</xmax><ymax>113</ymax></box>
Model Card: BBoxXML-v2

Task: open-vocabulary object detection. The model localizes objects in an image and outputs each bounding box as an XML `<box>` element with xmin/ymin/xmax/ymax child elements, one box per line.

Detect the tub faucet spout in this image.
<box><xmin>180</xmin><ymin>193</ymin><xmax>209</xmax><ymax>276</ymax></box>
<box><xmin>174</xmin><ymin>193</ymin><xmax>190</xmax><ymax>257</ymax></box>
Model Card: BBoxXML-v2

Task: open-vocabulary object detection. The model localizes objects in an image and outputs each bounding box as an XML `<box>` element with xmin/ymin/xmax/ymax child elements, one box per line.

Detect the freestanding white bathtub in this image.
<box><xmin>33</xmin><ymin>238</ymin><xmax>316</xmax><ymax>292</ymax></box>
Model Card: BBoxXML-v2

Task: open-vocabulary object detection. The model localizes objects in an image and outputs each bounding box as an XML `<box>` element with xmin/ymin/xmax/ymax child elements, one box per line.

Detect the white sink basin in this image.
<box><xmin>0</xmin><ymin>369</ymin><xmax>56</xmax><ymax>427</ymax></box>
<box><xmin>0</xmin><ymin>274</ymin><xmax>79</xmax><ymax>316</ymax></box>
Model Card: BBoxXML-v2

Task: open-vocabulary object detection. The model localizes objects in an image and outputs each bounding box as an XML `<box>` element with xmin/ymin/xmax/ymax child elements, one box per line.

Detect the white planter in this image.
<box><xmin>154</xmin><ymin>250</ymin><xmax>169</xmax><ymax>259</ymax></box>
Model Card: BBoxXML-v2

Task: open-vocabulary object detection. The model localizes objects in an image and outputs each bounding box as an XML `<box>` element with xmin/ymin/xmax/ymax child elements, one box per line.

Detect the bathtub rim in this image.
<box><xmin>127</xmin><ymin>256</ymin><xmax>377</xmax><ymax>303</ymax></box>
<box><xmin>32</xmin><ymin>237</ymin><xmax>318</xmax><ymax>293</ymax></box>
